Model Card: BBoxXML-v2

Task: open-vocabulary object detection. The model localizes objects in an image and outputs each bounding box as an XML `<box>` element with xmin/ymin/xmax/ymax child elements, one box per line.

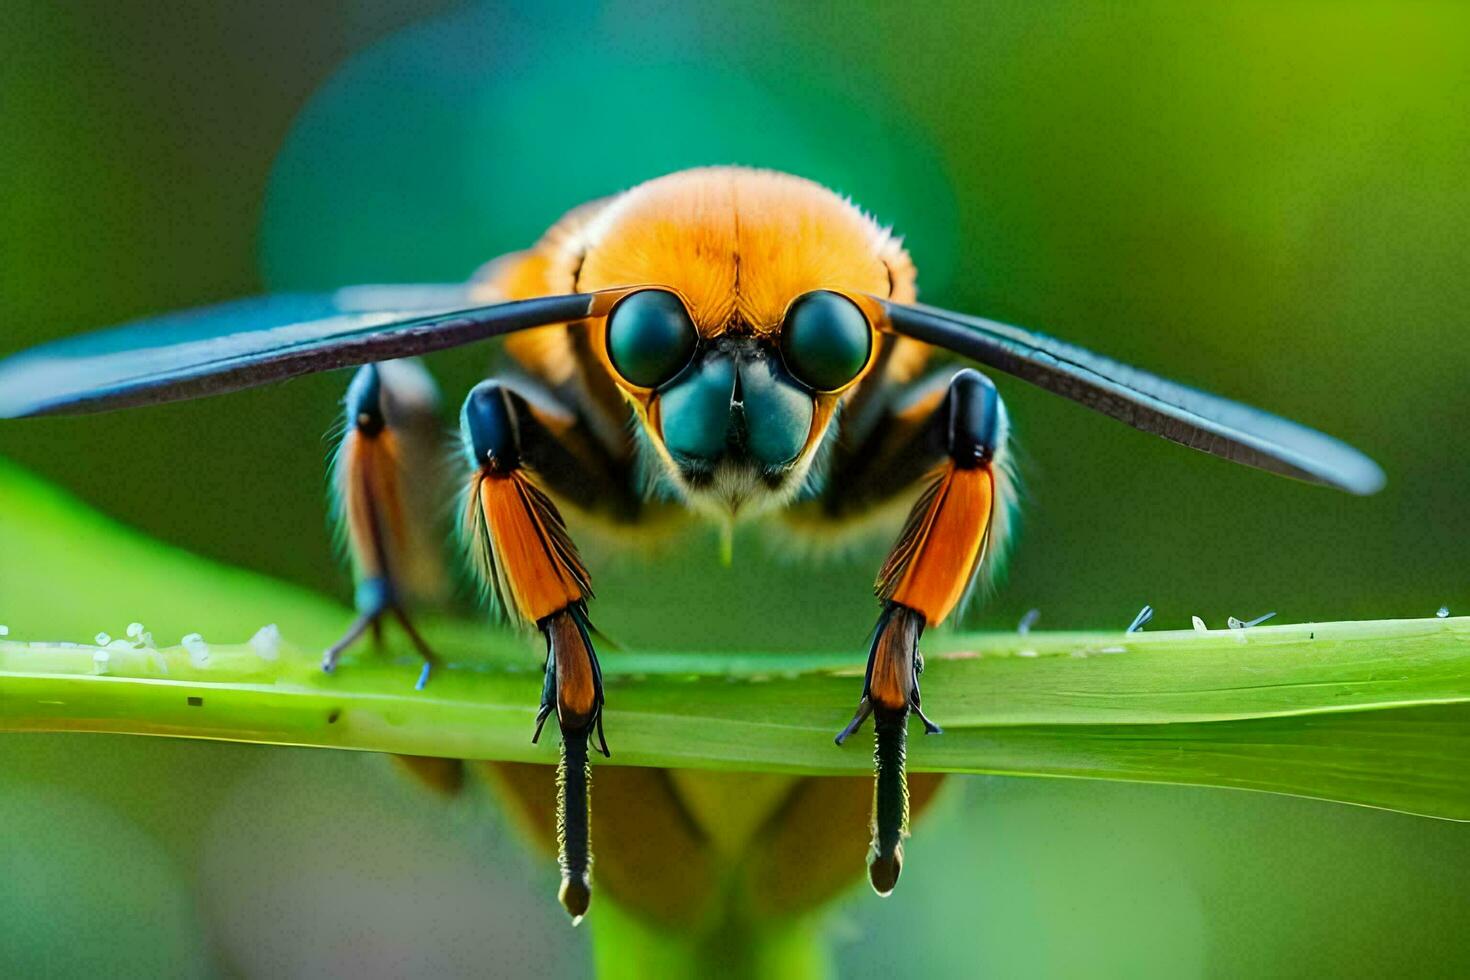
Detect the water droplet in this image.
<box><xmin>92</xmin><ymin>650</ymin><xmax>110</xmax><ymax>674</ymax></box>
<box><xmin>126</xmin><ymin>622</ymin><xmax>145</xmax><ymax>639</ymax></box>
<box><xmin>0</xmin><ymin>625</ymin><xmax>9</xmax><ymax>637</ymax></box>
<box><xmin>249</xmin><ymin>624</ymin><xmax>281</xmax><ymax>660</ymax></box>
<box><xmin>1436</xmin><ymin>606</ymin><xmax>1449</xmax><ymax>618</ymax></box>
<box><xmin>939</xmin><ymin>649</ymin><xmax>979</xmax><ymax>661</ymax></box>
<box><xmin>182</xmin><ymin>633</ymin><xmax>210</xmax><ymax>667</ymax></box>
<box><xmin>1191</xmin><ymin>616</ymin><xmax>1208</xmax><ymax>632</ymax></box>
<box><xmin>94</xmin><ymin>632</ymin><xmax>112</xmax><ymax>646</ymax></box>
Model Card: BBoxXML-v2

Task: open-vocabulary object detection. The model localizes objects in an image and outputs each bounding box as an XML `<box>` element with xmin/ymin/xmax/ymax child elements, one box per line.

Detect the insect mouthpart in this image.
<box><xmin>659</xmin><ymin>339</ymin><xmax>814</xmax><ymax>473</ymax></box>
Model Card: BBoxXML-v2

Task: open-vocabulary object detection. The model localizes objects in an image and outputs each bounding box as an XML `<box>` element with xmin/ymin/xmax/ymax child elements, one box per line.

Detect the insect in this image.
<box><xmin>0</xmin><ymin>167</ymin><xmax>1383</xmax><ymax>920</ymax></box>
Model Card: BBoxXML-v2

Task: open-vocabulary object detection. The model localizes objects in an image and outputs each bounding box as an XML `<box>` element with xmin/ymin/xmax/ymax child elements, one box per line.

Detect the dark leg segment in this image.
<box><xmin>559</xmin><ymin>729</ymin><xmax>592</xmax><ymax>920</ymax></box>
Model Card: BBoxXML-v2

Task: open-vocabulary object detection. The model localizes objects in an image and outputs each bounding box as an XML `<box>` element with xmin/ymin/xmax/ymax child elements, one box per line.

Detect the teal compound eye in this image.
<box><xmin>780</xmin><ymin>291</ymin><xmax>873</xmax><ymax>392</ymax></box>
<box><xmin>605</xmin><ymin>289</ymin><xmax>699</xmax><ymax>389</ymax></box>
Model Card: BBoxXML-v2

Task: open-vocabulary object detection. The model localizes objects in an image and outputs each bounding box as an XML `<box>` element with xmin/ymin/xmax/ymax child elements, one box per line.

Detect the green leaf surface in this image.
<box><xmin>1</xmin><ymin>458</ymin><xmax>1467</xmax><ymax>821</ymax></box>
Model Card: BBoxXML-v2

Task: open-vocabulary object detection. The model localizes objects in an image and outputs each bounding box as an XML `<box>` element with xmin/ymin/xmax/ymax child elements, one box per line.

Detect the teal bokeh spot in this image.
<box><xmin>260</xmin><ymin>5</ymin><xmax>958</xmax><ymax>293</ymax></box>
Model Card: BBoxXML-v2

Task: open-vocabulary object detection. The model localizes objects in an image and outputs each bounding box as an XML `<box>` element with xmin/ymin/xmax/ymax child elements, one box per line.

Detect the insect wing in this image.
<box><xmin>0</xmin><ymin>286</ymin><xmax>595</xmax><ymax>418</ymax></box>
<box><xmin>882</xmin><ymin>300</ymin><xmax>1384</xmax><ymax>495</ymax></box>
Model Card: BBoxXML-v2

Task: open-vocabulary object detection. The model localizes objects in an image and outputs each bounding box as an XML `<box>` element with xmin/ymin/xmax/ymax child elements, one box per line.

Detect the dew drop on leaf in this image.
<box><xmin>249</xmin><ymin>624</ymin><xmax>281</xmax><ymax>660</ymax></box>
<box><xmin>182</xmin><ymin>633</ymin><xmax>210</xmax><ymax>667</ymax></box>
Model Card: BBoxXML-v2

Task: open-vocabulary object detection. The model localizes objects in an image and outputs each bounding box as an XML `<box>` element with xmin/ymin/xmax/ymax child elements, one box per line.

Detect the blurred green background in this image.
<box><xmin>2</xmin><ymin>1</ymin><xmax>1467</xmax><ymax>976</ymax></box>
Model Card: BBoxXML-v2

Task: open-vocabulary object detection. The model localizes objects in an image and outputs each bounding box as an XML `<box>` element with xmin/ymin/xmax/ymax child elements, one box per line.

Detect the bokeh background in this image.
<box><xmin>2</xmin><ymin>1</ymin><xmax>1468</xmax><ymax>976</ymax></box>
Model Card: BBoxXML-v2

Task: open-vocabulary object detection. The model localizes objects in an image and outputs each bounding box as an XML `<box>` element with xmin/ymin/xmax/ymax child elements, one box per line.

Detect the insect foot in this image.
<box><xmin>533</xmin><ymin>604</ymin><xmax>608</xmax><ymax>924</ymax></box>
<box><xmin>836</xmin><ymin>602</ymin><xmax>938</xmax><ymax>896</ymax></box>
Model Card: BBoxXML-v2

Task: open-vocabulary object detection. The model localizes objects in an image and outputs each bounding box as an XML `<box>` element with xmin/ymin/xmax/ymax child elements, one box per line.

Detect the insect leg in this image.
<box><xmin>823</xmin><ymin>366</ymin><xmax>1013</xmax><ymax>895</ymax></box>
<box><xmin>458</xmin><ymin>378</ymin><xmax>626</xmax><ymax>924</ymax></box>
<box><xmin>324</xmin><ymin>360</ymin><xmax>449</xmax><ymax>686</ymax></box>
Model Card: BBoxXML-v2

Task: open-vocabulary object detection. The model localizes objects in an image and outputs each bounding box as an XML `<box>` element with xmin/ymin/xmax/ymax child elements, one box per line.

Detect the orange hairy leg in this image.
<box><xmin>469</xmin><ymin>472</ymin><xmax>590</xmax><ymax>624</ymax></box>
<box><xmin>793</xmin><ymin>367</ymin><xmax>1012</xmax><ymax>895</ymax></box>
<box><xmin>881</xmin><ymin>465</ymin><xmax>995</xmax><ymax>625</ymax></box>
<box><xmin>458</xmin><ymin>377</ymin><xmax>642</xmax><ymax>923</ymax></box>
<box><xmin>324</xmin><ymin>361</ymin><xmax>447</xmax><ymax>689</ymax></box>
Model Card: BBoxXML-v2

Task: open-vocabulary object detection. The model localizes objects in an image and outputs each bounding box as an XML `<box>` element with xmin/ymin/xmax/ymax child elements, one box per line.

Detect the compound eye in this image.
<box><xmin>780</xmin><ymin>291</ymin><xmax>872</xmax><ymax>392</ymax></box>
<box><xmin>605</xmin><ymin>289</ymin><xmax>698</xmax><ymax>389</ymax></box>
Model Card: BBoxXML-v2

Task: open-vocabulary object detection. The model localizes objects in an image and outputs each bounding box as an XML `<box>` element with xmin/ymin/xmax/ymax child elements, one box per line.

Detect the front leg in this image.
<box><xmin>458</xmin><ymin>378</ymin><xmax>630</xmax><ymax>924</ymax></box>
<box><xmin>827</xmin><ymin>367</ymin><xmax>1014</xmax><ymax>894</ymax></box>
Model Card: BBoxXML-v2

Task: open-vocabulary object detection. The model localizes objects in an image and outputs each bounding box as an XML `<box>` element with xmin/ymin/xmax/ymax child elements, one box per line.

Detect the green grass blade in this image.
<box><xmin>1</xmin><ymin>457</ymin><xmax>1467</xmax><ymax>821</ymax></box>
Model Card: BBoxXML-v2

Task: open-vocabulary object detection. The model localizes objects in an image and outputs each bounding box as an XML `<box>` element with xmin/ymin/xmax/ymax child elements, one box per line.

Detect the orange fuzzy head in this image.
<box><xmin>487</xmin><ymin>167</ymin><xmax>923</xmax><ymax>519</ymax></box>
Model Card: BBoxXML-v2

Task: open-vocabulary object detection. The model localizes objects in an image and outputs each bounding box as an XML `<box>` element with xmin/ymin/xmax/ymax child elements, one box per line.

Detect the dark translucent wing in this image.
<box><xmin>0</xmin><ymin>286</ymin><xmax>595</xmax><ymax>418</ymax></box>
<box><xmin>883</xmin><ymin>300</ymin><xmax>1384</xmax><ymax>495</ymax></box>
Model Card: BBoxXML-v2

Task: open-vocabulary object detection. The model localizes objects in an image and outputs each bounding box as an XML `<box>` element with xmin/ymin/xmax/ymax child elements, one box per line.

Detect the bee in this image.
<box><xmin>0</xmin><ymin>167</ymin><xmax>1383</xmax><ymax>921</ymax></box>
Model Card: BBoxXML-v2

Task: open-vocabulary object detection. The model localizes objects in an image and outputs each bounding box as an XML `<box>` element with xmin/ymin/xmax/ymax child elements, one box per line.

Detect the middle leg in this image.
<box><xmin>324</xmin><ymin>359</ymin><xmax>450</xmax><ymax>688</ymax></box>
